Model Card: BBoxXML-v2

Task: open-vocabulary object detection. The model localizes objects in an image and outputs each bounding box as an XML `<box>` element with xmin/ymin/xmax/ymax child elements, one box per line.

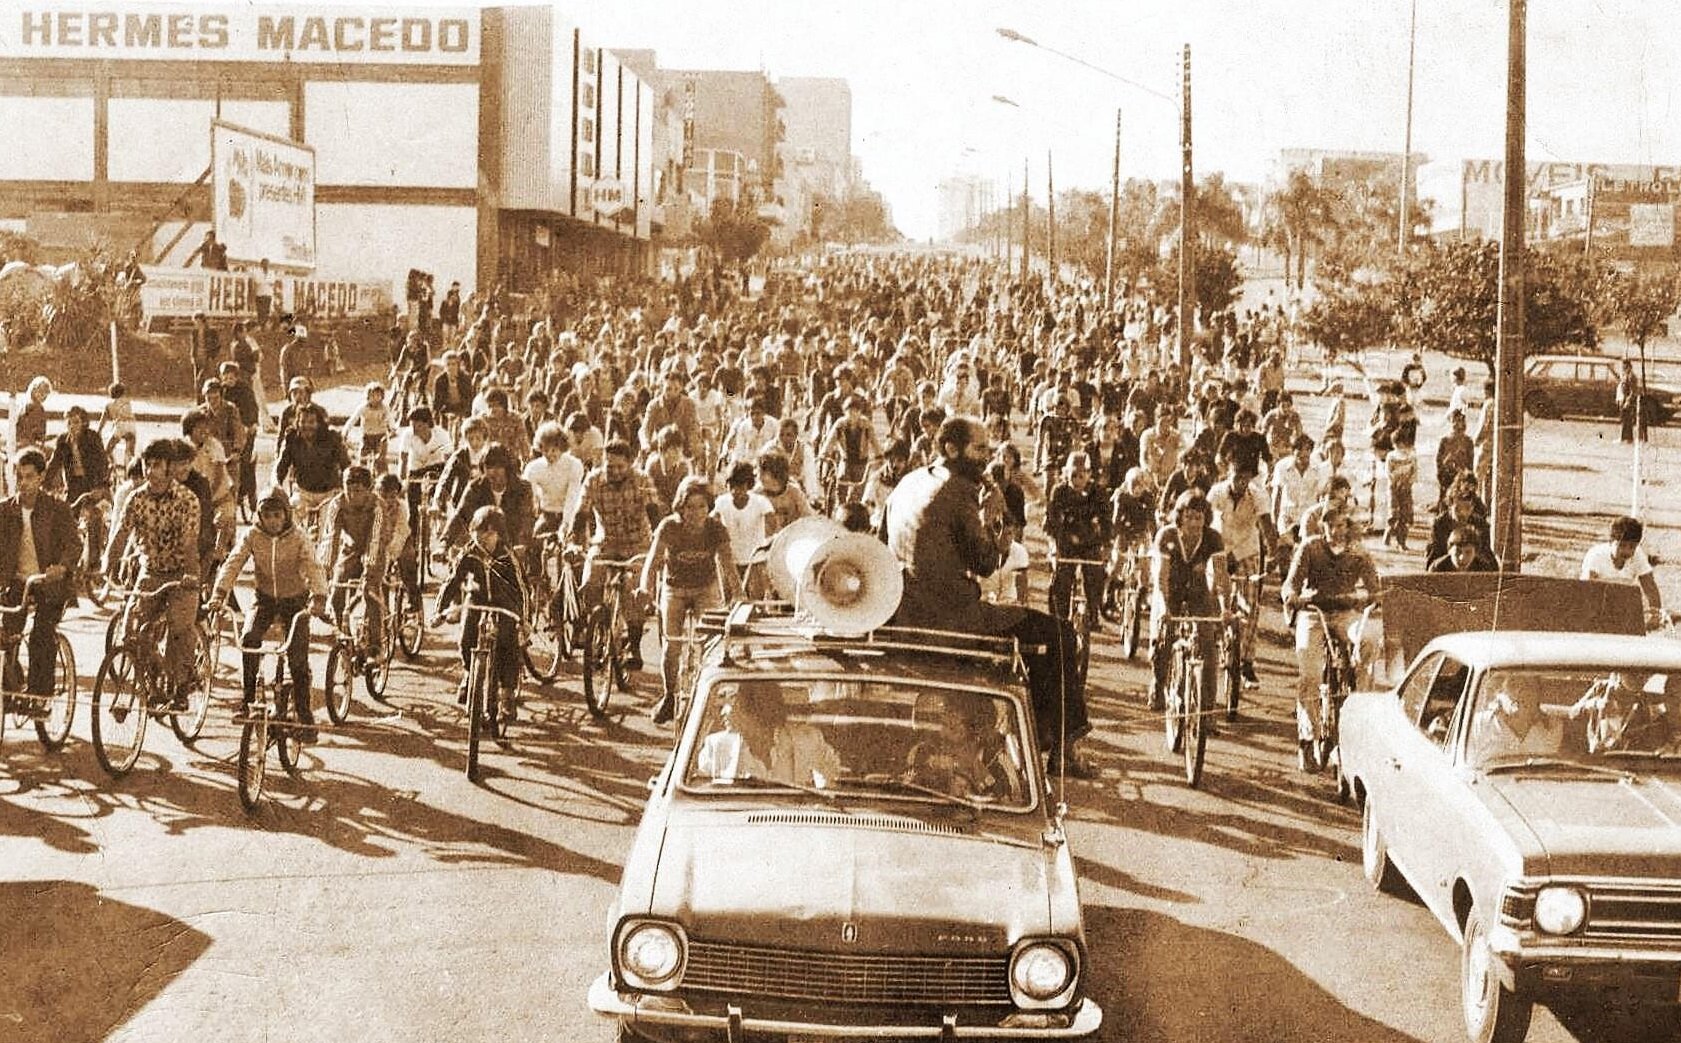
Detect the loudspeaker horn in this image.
<box><xmin>764</xmin><ymin>516</ymin><xmax>903</xmax><ymax>635</ymax></box>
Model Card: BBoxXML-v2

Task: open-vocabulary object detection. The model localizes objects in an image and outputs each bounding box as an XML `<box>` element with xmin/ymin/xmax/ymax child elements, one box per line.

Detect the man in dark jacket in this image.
<box><xmin>0</xmin><ymin>448</ymin><xmax>80</xmax><ymax>697</ymax></box>
<box><xmin>272</xmin><ymin>408</ymin><xmax>350</xmax><ymax>519</ymax></box>
<box><xmin>445</xmin><ymin>443</ymin><xmax>534</xmax><ymax>551</ymax></box>
<box><xmin>885</xmin><ymin>416</ymin><xmax>1093</xmax><ymax>776</ymax></box>
<box><xmin>218</xmin><ymin>361</ymin><xmax>262</xmax><ymax>515</ymax></box>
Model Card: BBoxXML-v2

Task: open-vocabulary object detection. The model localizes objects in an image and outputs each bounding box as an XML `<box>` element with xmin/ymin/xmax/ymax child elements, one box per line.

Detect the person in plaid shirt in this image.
<box><xmin>103</xmin><ymin>437</ymin><xmax>202</xmax><ymax>704</ymax></box>
<box><xmin>573</xmin><ymin>439</ymin><xmax>662</xmax><ymax>672</ymax></box>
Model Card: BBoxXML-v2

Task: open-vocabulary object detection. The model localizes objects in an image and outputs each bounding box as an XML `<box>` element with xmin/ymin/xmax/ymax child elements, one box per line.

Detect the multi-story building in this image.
<box><xmin>0</xmin><ymin>1</ymin><xmax>658</xmax><ymax>302</ymax></box>
<box><xmin>936</xmin><ymin>176</ymin><xmax>992</xmax><ymax>243</ymax></box>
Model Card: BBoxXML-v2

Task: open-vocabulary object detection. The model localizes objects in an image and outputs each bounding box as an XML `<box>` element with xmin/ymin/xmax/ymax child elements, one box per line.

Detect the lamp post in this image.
<box><xmin>1398</xmin><ymin>0</ymin><xmax>1418</xmax><ymax>257</ymax></box>
<box><xmin>1492</xmin><ymin>0</ymin><xmax>1527</xmax><ymax>568</ymax></box>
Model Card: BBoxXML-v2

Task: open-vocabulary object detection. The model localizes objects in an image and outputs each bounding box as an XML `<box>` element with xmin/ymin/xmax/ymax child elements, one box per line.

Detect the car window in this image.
<box><xmin>683</xmin><ymin>679</ymin><xmax>1033</xmax><ymax>808</ymax></box>
<box><xmin>1398</xmin><ymin>652</ymin><xmax>1443</xmax><ymax>724</ymax></box>
<box><xmin>1419</xmin><ymin>656</ymin><xmax>1470</xmax><ymax>746</ymax></box>
<box><xmin>1532</xmin><ymin>361</ymin><xmax>1565</xmax><ymax>380</ymax></box>
<box><xmin>1580</xmin><ymin>362</ymin><xmax>1615</xmax><ymax>384</ymax></box>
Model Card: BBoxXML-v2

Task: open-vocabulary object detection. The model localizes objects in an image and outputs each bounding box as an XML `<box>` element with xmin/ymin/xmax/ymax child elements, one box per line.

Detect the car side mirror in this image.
<box><xmin>1426</xmin><ymin>714</ymin><xmax>1450</xmax><ymax>742</ymax></box>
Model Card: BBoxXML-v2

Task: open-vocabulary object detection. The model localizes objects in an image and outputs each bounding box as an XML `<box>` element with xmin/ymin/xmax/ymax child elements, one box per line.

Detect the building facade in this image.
<box><xmin>0</xmin><ymin>2</ymin><xmax>658</xmax><ymax>299</ymax></box>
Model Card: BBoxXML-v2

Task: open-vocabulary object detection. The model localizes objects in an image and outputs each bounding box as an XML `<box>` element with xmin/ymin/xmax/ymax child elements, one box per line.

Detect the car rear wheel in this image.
<box><xmin>1462</xmin><ymin>907</ymin><xmax>1534</xmax><ymax>1043</ymax></box>
<box><xmin>1524</xmin><ymin>391</ymin><xmax>1557</xmax><ymax>419</ymax></box>
<box><xmin>1361</xmin><ymin>800</ymin><xmax>1406</xmax><ymax>896</ymax></box>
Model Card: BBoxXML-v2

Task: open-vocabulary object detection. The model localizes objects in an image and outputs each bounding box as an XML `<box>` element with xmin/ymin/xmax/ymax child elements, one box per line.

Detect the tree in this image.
<box><xmin>1598</xmin><ymin>267</ymin><xmax>1681</xmax><ymax>351</ymax></box>
<box><xmin>1302</xmin><ymin>272</ymin><xmax>1396</xmax><ymax>360</ymax></box>
<box><xmin>1264</xmin><ymin>170</ymin><xmax>1339</xmax><ymax>291</ymax></box>
<box><xmin>696</xmin><ymin>196</ymin><xmax>771</xmax><ymax>262</ymax></box>
<box><xmin>1156</xmin><ymin>243</ymin><xmax>1242</xmax><ymax>321</ymax></box>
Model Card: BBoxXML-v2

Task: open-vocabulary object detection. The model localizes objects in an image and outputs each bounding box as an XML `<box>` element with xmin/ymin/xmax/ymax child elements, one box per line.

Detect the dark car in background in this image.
<box><xmin>1523</xmin><ymin>354</ymin><xmax>1681</xmax><ymax>424</ymax></box>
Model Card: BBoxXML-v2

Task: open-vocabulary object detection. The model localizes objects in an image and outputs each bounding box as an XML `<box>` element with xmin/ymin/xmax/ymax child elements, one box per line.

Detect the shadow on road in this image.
<box><xmin>1083</xmin><ymin>904</ymin><xmax>1427</xmax><ymax>1043</ymax></box>
<box><xmin>0</xmin><ymin>880</ymin><xmax>210</xmax><ymax>1043</ymax></box>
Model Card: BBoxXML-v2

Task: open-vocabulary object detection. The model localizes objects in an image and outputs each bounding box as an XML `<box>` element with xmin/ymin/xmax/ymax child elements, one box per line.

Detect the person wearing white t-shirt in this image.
<box><xmin>1582</xmin><ymin>515</ymin><xmax>1667</xmax><ymax>627</ymax></box>
<box><xmin>1207</xmin><ymin>461</ymin><xmax>1277</xmax><ymax>687</ymax></box>
<box><xmin>524</xmin><ymin>421</ymin><xmax>586</xmax><ymax>538</ymax></box>
<box><xmin>715</xmin><ymin>462</ymin><xmax>776</xmax><ymax>591</ymax></box>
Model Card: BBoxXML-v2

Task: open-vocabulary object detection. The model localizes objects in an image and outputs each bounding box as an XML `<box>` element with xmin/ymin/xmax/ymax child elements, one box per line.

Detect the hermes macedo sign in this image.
<box><xmin>0</xmin><ymin>3</ymin><xmax>480</xmax><ymax>64</ymax></box>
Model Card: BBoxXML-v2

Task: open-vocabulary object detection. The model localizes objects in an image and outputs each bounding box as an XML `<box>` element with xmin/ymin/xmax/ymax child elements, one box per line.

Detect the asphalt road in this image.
<box><xmin>3</xmin><ymin>395</ymin><xmax>1678</xmax><ymax>1043</ymax></box>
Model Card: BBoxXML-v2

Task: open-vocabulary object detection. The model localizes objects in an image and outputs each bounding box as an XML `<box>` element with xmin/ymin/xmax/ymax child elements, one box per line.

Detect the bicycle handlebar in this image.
<box><xmin>1048</xmin><ymin>555</ymin><xmax>1108</xmax><ymax>568</ymax></box>
<box><xmin>107</xmin><ymin>579</ymin><xmax>197</xmax><ymax>602</ymax></box>
<box><xmin>461</xmin><ymin>601</ymin><xmax>522</xmax><ymax>623</ymax></box>
<box><xmin>240</xmin><ymin>610</ymin><xmax>319</xmax><ymax>658</ymax></box>
<box><xmin>592</xmin><ymin>554</ymin><xmax>649</xmax><ymax>570</ymax></box>
<box><xmin>0</xmin><ymin>575</ymin><xmax>50</xmax><ymax>616</ymax></box>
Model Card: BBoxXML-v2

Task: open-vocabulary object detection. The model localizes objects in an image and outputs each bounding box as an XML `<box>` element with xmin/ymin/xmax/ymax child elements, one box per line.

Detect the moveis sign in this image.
<box><xmin>4</xmin><ymin>4</ymin><xmax>479</xmax><ymax>64</ymax></box>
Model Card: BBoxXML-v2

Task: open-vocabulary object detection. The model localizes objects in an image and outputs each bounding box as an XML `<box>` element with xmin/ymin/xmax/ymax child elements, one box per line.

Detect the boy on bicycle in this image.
<box><xmin>213</xmin><ymin>491</ymin><xmax>327</xmax><ymax>740</ymax></box>
<box><xmin>432</xmin><ymin>505</ymin><xmax>527</xmax><ymax>715</ymax></box>
<box><xmin>321</xmin><ymin>466</ymin><xmax>385</xmax><ymax>658</ymax></box>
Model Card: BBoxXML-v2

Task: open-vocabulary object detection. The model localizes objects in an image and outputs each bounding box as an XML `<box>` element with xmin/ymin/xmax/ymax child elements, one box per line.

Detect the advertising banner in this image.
<box><xmin>139</xmin><ymin>266</ymin><xmax>391</xmax><ymax>319</ymax></box>
<box><xmin>0</xmin><ymin>3</ymin><xmax>480</xmax><ymax>65</ymax></box>
<box><xmin>1589</xmin><ymin>175</ymin><xmax>1681</xmax><ymax>260</ymax></box>
<box><xmin>212</xmin><ymin>120</ymin><xmax>316</xmax><ymax>269</ymax></box>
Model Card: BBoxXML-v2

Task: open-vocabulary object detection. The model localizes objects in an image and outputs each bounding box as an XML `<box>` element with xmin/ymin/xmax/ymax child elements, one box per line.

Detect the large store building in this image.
<box><xmin>0</xmin><ymin>2</ymin><xmax>658</xmax><ymax>300</ymax></box>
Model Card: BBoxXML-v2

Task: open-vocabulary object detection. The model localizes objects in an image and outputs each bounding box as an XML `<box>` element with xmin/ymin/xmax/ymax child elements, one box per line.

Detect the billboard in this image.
<box><xmin>212</xmin><ymin>120</ymin><xmax>316</xmax><ymax>269</ymax></box>
<box><xmin>139</xmin><ymin>266</ymin><xmax>391</xmax><ymax>319</ymax></box>
<box><xmin>1589</xmin><ymin>175</ymin><xmax>1681</xmax><ymax>259</ymax></box>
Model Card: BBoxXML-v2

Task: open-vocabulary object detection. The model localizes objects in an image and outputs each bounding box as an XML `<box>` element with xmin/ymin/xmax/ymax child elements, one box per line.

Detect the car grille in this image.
<box><xmin>681</xmin><ymin>940</ymin><xmax>1013</xmax><ymax>1005</ymax></box>
<box><xmin>1584</xmin><ymin>886</ymin><xmax>1681</xmax><ymax>943</ymax></box>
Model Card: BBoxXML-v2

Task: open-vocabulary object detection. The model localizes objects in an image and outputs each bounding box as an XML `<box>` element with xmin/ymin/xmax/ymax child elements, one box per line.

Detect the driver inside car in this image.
<box><xmin>1470</xmin><ymin>676</ymin><xmax>1565</xmax><ymax>761</ymax></box>
<box><xmin>1574</xmin><ymin>671</ymin><xmax>1680</xmax><ymax>754</ymax></box>
<box><xmin>697</xmin><ymin>684</ymin><xmax>842</xmax><ymax>787</ymax></box>
<box><xmin>903</xmin><ymin>692</ymin><xmax>1020</xmax><ymax>801</ymax></box>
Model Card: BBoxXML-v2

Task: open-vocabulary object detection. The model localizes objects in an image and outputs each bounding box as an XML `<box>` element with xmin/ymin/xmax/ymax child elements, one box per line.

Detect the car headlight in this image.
<box><xmin>1533</xmin><ymin>886</ymin><xmax>1588</xmax><ymax>935</ymax></box>
<box><xmin>1009</xmin><ymin>942</ymin><xmax>1075</xmax><ymax>1005</ymax></box>
<box><xmin>617</xmin><ymin>920</ymin><xmax>686</xmax><ymax>991</ymax></box>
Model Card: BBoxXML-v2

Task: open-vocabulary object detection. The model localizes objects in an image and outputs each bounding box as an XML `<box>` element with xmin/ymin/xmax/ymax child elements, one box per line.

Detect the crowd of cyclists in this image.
<box><xmin>0</xmin><ymin>250</ymin><xmax>1556</xmax><ymax>794</ymax></box>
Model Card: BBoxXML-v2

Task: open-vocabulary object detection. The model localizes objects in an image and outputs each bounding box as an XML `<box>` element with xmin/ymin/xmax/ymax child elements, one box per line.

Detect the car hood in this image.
<box><xmin>649</xmin><ymin>808</ymin><xmax>1057</xmax><ymax>954</ymax></box>
<box><xmin>1486</xmin><ymin>773</ymin><xmax>1681</xmax><ymax>878</ymax></box>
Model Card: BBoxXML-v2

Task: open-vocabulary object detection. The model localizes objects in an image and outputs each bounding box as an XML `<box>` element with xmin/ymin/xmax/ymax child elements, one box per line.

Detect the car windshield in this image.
<box><xmin>1468</xmin><ymin>667</ymin><xmax>1681</xmax><ymax>771</ymax></box>
<box><xmin>682</xmin><ymin>679</ymin><xmax>1033</xmax><ymax>810</ymax></box>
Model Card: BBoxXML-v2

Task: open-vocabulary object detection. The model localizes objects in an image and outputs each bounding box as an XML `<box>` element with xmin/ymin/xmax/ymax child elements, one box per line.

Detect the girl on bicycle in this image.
<box><xmin>433</xmin><ymin>505</ymin><xmax>527</xmax><ymax>715</ymax></box>
<box><xmin>640</xmin><ymin>476</ymin><xmax>740</xmax><ymax>725</ymax></box>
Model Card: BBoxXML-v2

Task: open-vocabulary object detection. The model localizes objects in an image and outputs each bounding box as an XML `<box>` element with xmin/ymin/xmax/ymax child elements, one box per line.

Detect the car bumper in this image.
<box><xmin>588</xmin><ymin>973</ymin><xmax>1103</xmax><ymax>1039</ymax></box>
<box><xmin>1488</xmin><ymin>925</ymin><xmax>1681</xmax><ymax>997</ymax></box>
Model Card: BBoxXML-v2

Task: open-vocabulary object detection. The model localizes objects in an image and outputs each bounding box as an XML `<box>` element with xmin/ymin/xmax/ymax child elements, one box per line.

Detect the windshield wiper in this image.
<box><xmin>698</xmin><ymin>773</ymin><xmax>842</xmax><ymax>803</ymax></box>
<box><xmin>832</xmin><ymin>772</ymin><xmax>983</xmax><ymax>818</ymax></box>
<box><xmin>1483</xmin><ymin>757</ymin><xmax>1635</xmax><ymax>780</ymax></box>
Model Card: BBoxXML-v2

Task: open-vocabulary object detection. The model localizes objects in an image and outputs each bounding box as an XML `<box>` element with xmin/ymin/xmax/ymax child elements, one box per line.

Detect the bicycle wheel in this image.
<box><xmin>580</xmin><ymin>604</ymin><xmax>614</xmax><ymax>719</ymax></box>
<box><xmin>465</xmin><ymin>657</ymin><xmax>488</xmax><ymax>782</ymax></box>
<box><xmin>522</xmin><ymin>586</ymin><xmax>564</xmax><ymax>684</ymax></box>
<box><xmin>1120</xmin><ymin>581</ymin><xmax>1143</xmax><ymax>661</ymax></box>
<box><xmin>674</xmin><ymin>638</ymin><xmax>702</xmax><ymax>732</ymax></box>
<box><xmin>91</xmin><ymin>650</ymin><xmax>145</xmax><ymax>777</ymax></box>
<box><xmin>236</xmin><ymin>701</ymin><xmax>268</xmax><ymax>812</ymax></box>
<box><xmin>323</xmin><ymin>645</ymin><xmax>353</xmax><ymax>726</ymax></box>
<box><xmin>170</xmin><ymin>621</ymin><xmax>214</xmax><ymax>745</ymax></box>
<box><xmin>1163</xmin><ymin>649</ymin><xmax>1185</xmax><ymax>754</ymax></box>
<box><xmin>347</xmin><ymin>596</ymin><xmax>389</xmax><ymax>701</ymax></box>
<box><xmin>275</xmin><ymin>690</ymin><xmax>305</xmax><ymax>776</ymax></box>
<box><xmin>34</xmin><ymin>633</ymin><xmax>76</xmax><ymax>751</ymax></box>
<box><xmin>392</xmin><ymin>579</ymin><xmax>423</xmax><ymax>660</ymax></box>
<box><xmin>1316</xmin><ymin>684</ymin><xmax>1340</xmax><ymax>782</ymax></box>
<box><xmin>1184</xmin><ymin>657</ymin><xmax>1207</xmax><ymax>788</ymax></box>
<box><xmin>1220</xmin><ymin>625</ymin><xmax>1243</xmax><ymax>722</ymax></box>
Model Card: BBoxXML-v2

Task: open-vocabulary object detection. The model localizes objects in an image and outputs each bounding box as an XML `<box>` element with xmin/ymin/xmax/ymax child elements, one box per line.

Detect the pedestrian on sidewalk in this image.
<box><xmin>1617</xmin><ymin>359</ymin><xmax>1647</xmax><ymax>443</ymax></box>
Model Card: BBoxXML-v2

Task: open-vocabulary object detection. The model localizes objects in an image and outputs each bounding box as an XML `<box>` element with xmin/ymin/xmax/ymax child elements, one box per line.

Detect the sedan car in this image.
<box><xmin>1341</xmin><ymin>631</ymin><xmax>1681</xmax><ymax>1043</ymax></box>
<box><xmin>589</xmin><ymin>613</ymin><xmax>1102</xmax><ymax>1040</ymax></box>
<box><xmin>1523</xmin><ymin>354</ymin><xmax>1681</xmax><ymax>424</ymax></box>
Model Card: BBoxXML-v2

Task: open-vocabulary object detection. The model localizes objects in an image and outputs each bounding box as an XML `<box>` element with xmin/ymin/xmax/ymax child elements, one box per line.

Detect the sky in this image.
<box><xmin>558</xmin><ymin>0</ymin><xmax>1681</xmax><ymax>240</ymax></box>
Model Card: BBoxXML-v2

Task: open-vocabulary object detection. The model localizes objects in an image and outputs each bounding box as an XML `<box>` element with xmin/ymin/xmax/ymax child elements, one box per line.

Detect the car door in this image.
<box><xmin>1579</xmin><ymin>361</ymin><xmax>1619</xmax><ymax>417</ymax></box>
<box><xmin>1386</xmin><ymin>653</ymin><xmax>1472</xmax><ymax>919</ymax></box>
<box><xmin>1363</xmin><ymin>653</ymin><xmax>1441</xmax><ymax>844</ymax></box>
<box><xmin>1401</xmin><ymin>666</ymin><xmax>1492</xmax><ymax>929</ymax></box>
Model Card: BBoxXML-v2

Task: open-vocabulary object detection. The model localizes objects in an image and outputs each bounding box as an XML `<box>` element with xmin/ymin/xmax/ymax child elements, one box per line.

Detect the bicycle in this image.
<box><xmin>1105</xmin><ymin>543</ymin><xmax>1151</xmax><ymax>661</ymax></box>
<box><xmin>408</xmin><ymin>473</ymin><xmax>441</xmax><ymax>584</ymax></box>
<box><xmin>387</xmin><ymin>558</ymin><xmax>425</xmax><ymax>661</ymax></box>
<box><xmin>323</xmin><ymin>579</ymin><xmax>390</xmax><ymax>722</ymax></box>
<box><xmin>91</xmin><ymin>580</ymin><xmax>213</xmax><ymax>776</ymax></box>
<box><xmin>523</xmin><ymin>533</ymin><xmax>583</xmax><ymax>684</ymax></box>
<box><xmin>1162</xmin><ymin>615</ymin><xmax>1224</xmax><ymax>789</ymax></box>
<box><xmin>1049</xmin><ymin>553</ymin><xmax>1106</xmax><ymax>686</ymax></box>
<box><xmin>580</xmin><ymin>554</ymin><xmax>647</xmax><ymax>719</ymax></box>
<box><xmin>233</xmin><ymin>609</ymin><xmax>316</xmax><ymax>812</ymax></box>
<box><xmin>1218</xmin><ymin>570</ymin><xmax>1265</xmax><ymax>721</ymax></box>
<box><xmin>443</xmin><ymin>576</ymin><xmax>522</xmax><ymax>783</ymax></box>
<box><xmin>1303</xmin><ymin>600</ymin><xmax>1377</xmax><ymax>799</ymax></box>
<box><xmin>0</xmin><ymin>577</ymin><xmax>76</xmax><ymax>754</ymax></box>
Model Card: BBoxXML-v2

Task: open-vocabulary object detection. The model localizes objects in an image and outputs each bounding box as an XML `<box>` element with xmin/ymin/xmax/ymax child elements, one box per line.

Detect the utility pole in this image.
<box><xmin>1492</xmin><ymin>0</ymin><xmax>1527</xmax><ymax>567</ymax></box>
<box><xmin>1020</xmin><ymin>157</ymin><xmax>1030</xmax><ymax>280</ymax></box>
<box><xmin>1178</xmin><ymin>44</ymin><xmax>1194</xmax><ymax>371</ymax></box>
<box><xmin>1105</xmin><ymin>109</ymin><xmax>1121</xmax><ymax>312</ymax></box>
<box><xmin>1004</xmin><ymin>169</ymin><xmax>1013</xmax><ymax>269</ymax></box>
<box><xmin>1398</xmin><ymin>0</ymin><xmax>1418</xmax><ymax>257</ymax></box>
<box><xmin>1047</xmin><ymin>150</ymin><xmax>1056</xmax><ymax>281</ymax></box>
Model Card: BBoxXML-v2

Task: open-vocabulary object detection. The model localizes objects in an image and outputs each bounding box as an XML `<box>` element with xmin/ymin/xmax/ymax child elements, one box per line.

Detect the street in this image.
<box><xmin>4</xmin><ymin>380</ymin><xmax>1678</xmax><ymax>1042</ymax></box>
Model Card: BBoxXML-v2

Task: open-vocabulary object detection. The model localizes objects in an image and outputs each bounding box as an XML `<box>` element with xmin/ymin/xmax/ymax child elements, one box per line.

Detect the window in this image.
<box><xmin>1420</xmin><ymin>656</ymin><xmax>1471</xmax><ymax>746</ymax></box>
<box><xmin>581</xmin><ymin>118</ymin><xmax>594</xmax><ymax>143</ymax></box>
<box><xmin>580</xmin><ymin>153</ymin><xmax>595</xmax><ymax>177</ymax></box>
<box><xmin>1398</xmin><ymin>652</ymin><xmax>1443</xmax><ymax>724</ymax></box>
<box><xmin>582</xmin><ymin>84</ymin><xmax>595</xmax><ymax>110</ymax></box>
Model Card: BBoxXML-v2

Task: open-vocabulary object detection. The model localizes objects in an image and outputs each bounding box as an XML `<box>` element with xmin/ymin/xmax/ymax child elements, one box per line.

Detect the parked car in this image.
<box><xmin>1522</xmin><ymin>354</ymin><xmax>1681</xmax><ymax>424</ymax></box>
<box><xmin>588</xmin><ymin>603</ymin><xmax>1102</xmax><ymax>1040</ymax></box>
<box><xmin>1341</xmin><ymin>630</ymin><xmax>1681</xmax><ymax>1043</ymax></box>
